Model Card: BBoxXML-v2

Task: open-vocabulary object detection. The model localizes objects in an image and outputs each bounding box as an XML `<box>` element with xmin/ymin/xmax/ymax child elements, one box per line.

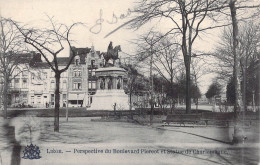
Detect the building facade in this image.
<box><xmin>5</xmin><ymin>45</ymin><xmax>137</xmax><ymax>109</ymax></box>
<box><xmin>86</xmin><ymin>46</ymin><xmax>103</xmax><ymax>105</ymax></box>
<box><xmin>6</xmin><ymin>47</ymin><xmax>90</xmax><ymax>108</ymax></box>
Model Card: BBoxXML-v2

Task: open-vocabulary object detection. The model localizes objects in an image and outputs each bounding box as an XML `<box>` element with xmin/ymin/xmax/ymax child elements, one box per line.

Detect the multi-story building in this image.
<box><xmin>66</xmin><ymin>47</ymin><xmax>90</xmax><ymax>107</ymax></box>
<box><xmin>29</xmin><ymin>62</ymin><xmax>51</xmax><ymax>108</ymax></box>
<box><xmin>5</xmin><ymin>45</ymin><xmax>134</xmax><ymax>109</ymax></box>
<box><xmin>86</xmin><ymin>46</ymin><xmax>103</xmax><ymax>105</ymax></box>
<box><xmin>8</xmin><ymin>53</ymin><xmax>38</xmax><ymax>107</ymax></box>
<box><xmin>23</xmin><ymin>46</ymin><xmax>90</xmax><ymax>108</ymax></box>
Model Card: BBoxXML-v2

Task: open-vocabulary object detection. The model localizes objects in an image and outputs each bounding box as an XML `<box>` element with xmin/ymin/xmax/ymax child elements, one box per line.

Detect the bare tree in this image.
<box><xmin>0</xmin><ymin>17</ymin><xmax>28</xmax><ymax>119</ymax></box>
<box><xmin>190</xmin><ymin>57</ymin><xmax>209</xmax><ymax>110</ymax></box>
<box><xmin>12</xmin><ymin>17</ymin><xmax>84</xmax><ymax>132</ymax></box>
<box><xmin>214</xmin><ymin>21</ymin><xmax>260</xmax><ymax>111</ymax></box>
<box><xmin>124</xmin><ymin>64</ymin><xmax>138</xmax><ymax>118</ymax></box>
<box><xmin>134</xmin><ymin>31</ymin><xmax>182</xmax><ymax>114</ymax></box>
<box><xmin>152</xmin><ymin>35</ymin><xmax>182</xmax><ymax>113</ymax></box>
<box><xmin>129</xmin><ymin>0</ymin><xmax>233</xmax><ymax>114</ymax></box>
<box><xmin>224</xmin><ymin>0</ymin><xmax>260</xmax><ymax>143</ymax></box>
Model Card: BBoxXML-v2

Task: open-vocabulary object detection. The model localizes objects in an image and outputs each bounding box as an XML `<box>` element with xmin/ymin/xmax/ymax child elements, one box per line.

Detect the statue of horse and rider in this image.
<box><xmin>101</xmin><ymin>41</ymin><xmax>121</xmax><ymax>66</ymax></box>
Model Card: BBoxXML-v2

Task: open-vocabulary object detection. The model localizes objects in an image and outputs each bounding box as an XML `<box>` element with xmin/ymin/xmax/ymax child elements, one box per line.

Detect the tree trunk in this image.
<box><xmin>242</xmin><ymin>64</ymin><xmax>247</xmax><ymax>112</ymax></box>
<box><xmin>230</xmin><ymin>0</ymin><xmax>244</xmax><ymax>144</ymax></box>
<box><xmin>3</xmin><ymin>75</ymin><xmax>8</xmax><ymax>119</ymax></box>
<box><xmin>171</xmin><ymin>98</ymin><xmax>175</xmax><ymax>114</ymax></box>
<box><xmin>185</xmin><ymin>64</ymin><xmax>191</xmax><ymax>114</ymax></box>
<box><xmin>195</xmin><ymin>98</ymin><xmax>198</xmax><ymax>112</ymax></box>
<box><xmin>54</xmin><ymin>72</ymin><xmax>61</xmax><ymax>132</ymax></box>
<box><xmin>170</xmin><ymin>79</ymin><xmax>175</xmax><ymax>114</ymax></box>
<box><xmin>149</xmin><ymin>47</ymin><xmax>154</xmax><ymax>125</ymax></box>
<box><xmin>230</xmin><ymin>0</ymin><xmax>243</xmax><ymax>117</ymax></box>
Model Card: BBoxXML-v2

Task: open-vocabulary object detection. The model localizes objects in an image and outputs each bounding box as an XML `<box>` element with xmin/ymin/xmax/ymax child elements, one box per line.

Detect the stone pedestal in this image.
<box><xmin>88</xmin><ymin>66</ymin><xmax>130</xmax><ymax>111</ymax></box>
<box><xmin>88</xmin><ymin>89</ymin><xmax>129</xmax><ymax>110</ymax></box>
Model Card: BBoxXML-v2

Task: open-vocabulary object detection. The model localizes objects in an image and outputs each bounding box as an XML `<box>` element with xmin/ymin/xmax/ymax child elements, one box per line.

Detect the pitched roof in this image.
<box><xmin>56</xmin><ymin>57</ymin><xmax>71</xmax><ymax>65</ymax></box>
<box><xmin>30</xmin><ymin>62</ymin><xmax>49</xmax><ymax>68</ymax></box>
<box><xmin>70</xmin><ymin>47</ymin><xmax>91</xmax><ymax>64</ymax></box>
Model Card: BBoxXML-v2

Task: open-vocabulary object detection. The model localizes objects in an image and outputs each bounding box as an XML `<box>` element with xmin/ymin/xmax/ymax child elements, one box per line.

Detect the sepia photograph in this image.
<box><xmin>0</xmin><ymin>0</ymin><xmax>259</xmax><ymax>164</ymax></box>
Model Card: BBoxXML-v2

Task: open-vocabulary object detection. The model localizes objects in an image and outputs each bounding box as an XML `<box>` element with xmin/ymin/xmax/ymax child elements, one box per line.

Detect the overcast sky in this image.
<box><xmin>1</xmin><ymin>0</ymin><xmax>225</xmax><ymax>94</ymax></box>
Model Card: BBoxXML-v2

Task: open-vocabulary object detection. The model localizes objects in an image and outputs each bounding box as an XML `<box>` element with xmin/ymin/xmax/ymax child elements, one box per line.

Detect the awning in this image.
<box><xmin>68</xmin><ymin>94</ymin><xmax>85</xmax><ymax>100</ymax></box>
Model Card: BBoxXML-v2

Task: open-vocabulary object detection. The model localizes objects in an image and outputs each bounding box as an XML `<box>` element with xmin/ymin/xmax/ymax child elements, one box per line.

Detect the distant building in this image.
<box><xmin>5</xmin><ymin>45</ymin><xmax>138</xmax><ymax>109</ymax></box>
<box><xmin>86</xmin><ymin>46</ymin><xmax>103</xmax><ymax>105</ymax></box>
<box><xmin>7</xmin><ymin>52</ymin><xmax>38</xmax><ymax>107</ymax></box>
<box><xmin>5</xmin><ymin>48</ymin><xmax>91</xmax><ymax>108</ymax></box>
<box><xmin>67</xmin><ymin>47</ymin><xmax>90</xmax><ymax>107</ymax></box>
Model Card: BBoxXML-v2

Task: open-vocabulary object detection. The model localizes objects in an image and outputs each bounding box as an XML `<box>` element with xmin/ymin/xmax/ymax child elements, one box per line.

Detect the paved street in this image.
<box><xmin>0</xmin><ymin>117</ymin><xmax>259</xmax><ymax>165</ymax></box>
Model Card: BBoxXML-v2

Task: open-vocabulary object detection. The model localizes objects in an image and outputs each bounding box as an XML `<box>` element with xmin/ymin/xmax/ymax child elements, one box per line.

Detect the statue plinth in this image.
<box><xmin>88</xmin><ymin>66</ymin><xmax>130</xmax><ymax>110</ymax></box>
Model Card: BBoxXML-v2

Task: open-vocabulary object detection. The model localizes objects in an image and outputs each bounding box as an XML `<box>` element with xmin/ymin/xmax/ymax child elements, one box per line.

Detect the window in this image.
<box><xmin>23</xmin><ymin>94</ymin><xmax>27</xmax><ymax>102</ymax></box>
<box><xmin>51</xmin><ymin>94</ymin><xmax>54</xmax><ymax>102</ymax></box>
<box><xmin>62</xmin><ymin>80</ymin><xmax>67</xmax><ymax>89</ymax></box>
<box><xmin>91</xmin><ymin>70</ymin><xmax>96</xmax><ymax>76</ymax></box>
<box><xmin>15</xmin><ymin>94</ymin><xmax>19</xmax><ymax>103</ymax></box>
<box><xmin>63</xmin><ymin>94</ymin><xmax>67</xmax><ymax>101</ymax></box>
<box><xmin>37</xmin><ymin>96</ymin><xmax>41</xmax><ymax>104</ymax></box>
<box><xmin>73</xmin><ymin>82</ymin><xmax>82</xmax><ymax>90</ymax></box>
<box><xmin>91</xmin><ymin>60</ymin><xmax>95</xmax><ymax>66</ymax></box>
<box><xmin>43</xmin><ymin>72</ymin><xmax>47</xmax><ymax>79</ymax></box>
<box><xmin>73</xmin><ymin>69</ymin><xmax>82</xmax><ymax>77</ymax></box>
<box><xmin>51</xmin><ymin>80</ymin><xmax>55</xmax><ymax>89</ymax></box>
<box><xmin>22</xmin><ymin>79</ymin><xmax>28</xmax><ymax>88</ymax></box>
<box><xmin>75</xmin><ymin>59</ymin><xmax>79</xmax><ymax>65</ymax></box>
<box><xmin>92</xmin><ymin>81</ymin><xmax>96</xmax><ymax>89</ymax></box>
<box><xmin>88</xmin><ymin>81</ymin><xmax>96</xmax><ymax>89</ymax></box>
<box><xmin>31</xmin><ymin>96</ymin><xmax>34</xmax><ymax>104</ymax></box>
<box><xmin>88</xmin><ymin>82</ymin><xmax>91</xmax><ymax>89</ymax></box>
<box><xmin>14</xmin><ymin>78</ymin><xmax>20</xmax><ymax>88</ymax></box>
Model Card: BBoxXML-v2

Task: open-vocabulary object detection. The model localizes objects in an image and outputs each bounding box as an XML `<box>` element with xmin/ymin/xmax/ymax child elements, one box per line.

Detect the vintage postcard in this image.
<box><xmin>0</xmin><ymin>0</ymin><xmax>259</xmax><ymax>164</ymax></box>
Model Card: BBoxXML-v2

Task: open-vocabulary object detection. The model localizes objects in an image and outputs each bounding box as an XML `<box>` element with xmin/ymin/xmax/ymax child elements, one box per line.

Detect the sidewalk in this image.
<box><xmin>0</xmin><ymin>117</ymin><xmax>259</xmax><ymax>165</ymax></box>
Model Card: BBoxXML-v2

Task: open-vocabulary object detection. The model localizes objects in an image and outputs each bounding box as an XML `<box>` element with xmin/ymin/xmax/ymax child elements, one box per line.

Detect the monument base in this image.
<box><xmin>88</xmin><ymin>89</ymin><xmax>130</xmax><ymax>110</ymax></box>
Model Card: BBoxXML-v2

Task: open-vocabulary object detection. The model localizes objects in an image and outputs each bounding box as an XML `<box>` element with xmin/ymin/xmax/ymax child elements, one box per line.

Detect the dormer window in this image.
<box><xmin>75</xmin><ymin>56</ymin><xmax>80</xmax><ymax>65</ymax></box>
<box><xmin>75</xmin><ymin>59</ymin><xmax>79</xmax><ymax>65</ymax></box>
<box><xmin>91</xmin><ymin>60</ymin><xmax>95</xmax><ymax>67</ymax></box>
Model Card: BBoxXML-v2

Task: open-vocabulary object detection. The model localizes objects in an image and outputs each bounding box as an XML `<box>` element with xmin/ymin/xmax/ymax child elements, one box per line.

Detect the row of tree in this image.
<box><xmin>119</xmin><ymin>0</ymin><xmax>260</xmax><ymax>116</ymax></box>
<box><xmin>209</xmin><ymin>21</ymin><xmax>260</xmax><ymax>108</ymax></box>
<box><xmin>124</xmin><ymin>63</ymin><xmax>202</xmax><ymax>115</ymax></box>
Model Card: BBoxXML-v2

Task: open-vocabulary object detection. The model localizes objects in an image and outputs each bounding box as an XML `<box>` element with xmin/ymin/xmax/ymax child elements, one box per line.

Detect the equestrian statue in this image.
<box><xmin>101</xmin><ymin>41</ymin><xmax>121</xmax><ymax>66</ymax></box>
